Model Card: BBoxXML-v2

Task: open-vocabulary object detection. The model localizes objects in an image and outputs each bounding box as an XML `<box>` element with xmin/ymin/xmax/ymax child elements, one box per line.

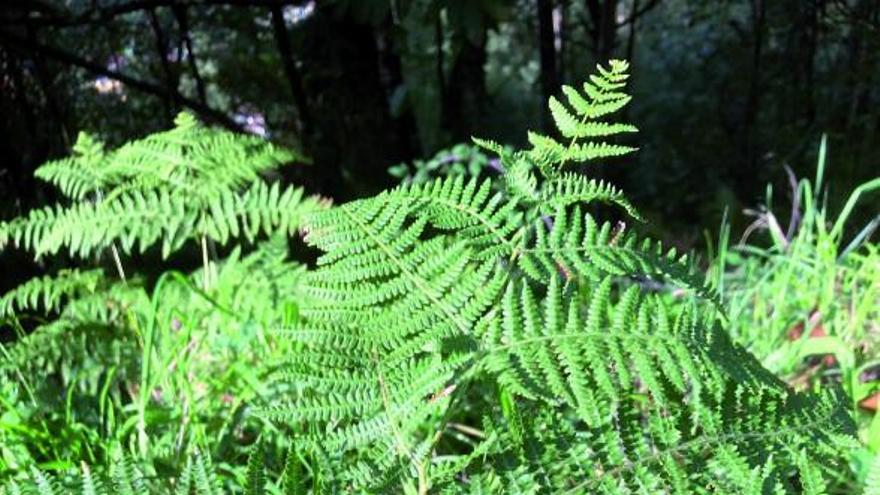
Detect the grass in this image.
<box><xmin>709</xmin><ymin>135</ymin><xmax>880</xmax><ymax>491</ymax></box>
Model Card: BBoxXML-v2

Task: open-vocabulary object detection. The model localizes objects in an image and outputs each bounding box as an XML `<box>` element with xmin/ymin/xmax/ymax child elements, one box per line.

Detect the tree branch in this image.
<box><xmin>0</xmin><ymin>28</ymin><xmax>242</xmax><ymax>132</ymax></box>
<box><xmin>616</xmin><ymin>0</ymin><xmax>661</xmax><ymax>28</ymax></box>
<box><xmin>171</xmin><ymin>4</ymin><xmax>207</xmax><ymax>105</ymax></box>
<box><xmin>148</xmin><ymin>8</ymin><xmax>177</xmax><ymax>118</ymax></box>
<box><xmin>0</xmin><ymin>0</ymin><xmax>297</xmax><ymax>28</ymax></box>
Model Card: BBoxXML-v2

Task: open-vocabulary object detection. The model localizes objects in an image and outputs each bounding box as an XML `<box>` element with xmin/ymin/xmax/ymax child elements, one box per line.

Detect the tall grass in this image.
<box><xmin>711</xmin><ymin>136</ymin><xmax>880</xmax><ymax>491</ymax></box>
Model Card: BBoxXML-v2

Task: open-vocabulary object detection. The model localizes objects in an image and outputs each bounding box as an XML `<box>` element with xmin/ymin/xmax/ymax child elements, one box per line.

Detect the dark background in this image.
<box><xmin>1</xmin><ymin>0</ymin><xmax>878</xmax><ymax>259</ymax></box>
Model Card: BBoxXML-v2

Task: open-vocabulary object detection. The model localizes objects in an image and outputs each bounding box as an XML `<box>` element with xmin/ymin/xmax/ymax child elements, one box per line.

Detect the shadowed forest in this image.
<box><xmin>3</xmin><ymin>1</ymin><xmax>878</xmax><ymax>238</ymax></box>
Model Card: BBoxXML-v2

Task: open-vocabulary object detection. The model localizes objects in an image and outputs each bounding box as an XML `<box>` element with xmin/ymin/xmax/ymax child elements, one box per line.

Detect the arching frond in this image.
<box><xmin>0</xmin><ymin>112</ymin><xmax>319</xmax><ymax>260</ymax></box>
<box><xmin>258</xmin><ymin>59</ymin><xmax>852</xmax><ymax>494</ymax></box>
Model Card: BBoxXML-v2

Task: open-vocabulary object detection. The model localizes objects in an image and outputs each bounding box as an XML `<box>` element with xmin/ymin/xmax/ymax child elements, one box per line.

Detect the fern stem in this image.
<box><xmin>201</xmin><ymin>235</ymin><xmax>211</xmax><ymax>290</ymax></box>
<box><xmin>373</xmin><ymin>353</ymin><xmax>426</xmax><ymax>491</ymax></box>
<box><xmin>110</xmin><ymin>243</ymin><xmax>127</xmax><ymax>283</ymax></box>
<box><xmin>446</xmin><ymin>422</ymin><xmax>485</xmax><ymax>440</ymax></box>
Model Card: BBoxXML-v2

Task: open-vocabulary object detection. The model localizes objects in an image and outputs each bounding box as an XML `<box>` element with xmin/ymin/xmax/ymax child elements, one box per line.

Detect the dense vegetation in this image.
<box><xmin>1</xmin><ymin>1</ymin><xmax>879</xmax><ymax>493</ymax></box>
<box><xmin>0</xmin><ymin>58</ymin><xmax>877</xmax><ymax>494</ymax></box>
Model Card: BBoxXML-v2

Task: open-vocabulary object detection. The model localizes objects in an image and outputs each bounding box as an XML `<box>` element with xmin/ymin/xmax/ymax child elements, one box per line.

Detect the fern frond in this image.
<box><xmin>33</xmin><ymin>132</ymin><xmax>106</xmax><ymax>200</ymax></box>
<box><xmin>479</xmin><ymin>276</ymin><xmax>713</xmax><ymax>420</ymax></box>
<box><xmin>2</xmin><ymin>181</ymin><xmax>318</xmax><ymax>259</ymax></box>
<box><xmin>386</xmin><ymin>176</ymin><xmax>524</xmax><ymax>259</ymax></box>
<box><xmin>79</xmin><ymin>463</ymin><xmax>102</xmax><ymax>495</ymax></box>
<box><xmin>1</xmin><ymin>112</ymin><xmax>318</xmax><ymax>260</ymax></box>
<box><xmin>281</xmin><ymin>446</ymin><xmax>307</xmax><ymax>495</ymax></box>
<box><xmin>518</xmin><ymin>205</ymin><xmax>718</xmax><ymax>305</ymax></box>
<box><xmin>245</xmin><ymin>440</ymin><xmax>266</xmax><ymax>495</ymax></box>
<box><xmin>526</xmin><ymin>59</ymin><xmax>638</xmax><ymax>175</ymax></box>
<box><xmin>539</xmin><ymin>173</ymin><xmax>642</xmax><ymax>220</ymax></box>
<box><xmin>865</xmin><ymin>454</ymin><xmax>880</xmax><ymax>495</ymax></box>
<box><xmin>0</xmin><ymin>268</ymin><xmax>104</xmax><ymax>318</ymax></box>
<box><xmin>110</xmin><ymin>452</ymin><xmax>145</xmax><ymax>495</ymax></box>
<box><xmin>466</xmin><ymin>278</ymin><xmax>853</xmax><ymax>492</ymax></box>
<box><xmin>29</xmin><ymin>467</ymin><xmax>58</xmax><ymax>495</ymax></box>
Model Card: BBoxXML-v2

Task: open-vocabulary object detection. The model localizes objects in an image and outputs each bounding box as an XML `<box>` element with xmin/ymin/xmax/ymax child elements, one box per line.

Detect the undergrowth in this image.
<box><xmin>710</xmin><ymin>137</ymin><xmax>880</xmax><ymax>492</ymax></box>
<box><xmin>0</xmin><ymin>60</ymin><xmax>866</xmax><ymax>493</ymax></box>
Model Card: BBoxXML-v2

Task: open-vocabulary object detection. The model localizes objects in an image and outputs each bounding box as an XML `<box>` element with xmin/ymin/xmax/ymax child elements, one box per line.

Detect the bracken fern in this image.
<box><xmin>259</xmin><ymin>60</ymin><xmax>857</xmax><ymax>493</ymax></box>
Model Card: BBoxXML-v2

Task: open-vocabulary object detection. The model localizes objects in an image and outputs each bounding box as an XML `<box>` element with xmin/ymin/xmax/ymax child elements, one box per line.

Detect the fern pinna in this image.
<box><xmin>262</xmin><ymin>60</ymin><xmax>856</xmax><ymax>493</ymax></box>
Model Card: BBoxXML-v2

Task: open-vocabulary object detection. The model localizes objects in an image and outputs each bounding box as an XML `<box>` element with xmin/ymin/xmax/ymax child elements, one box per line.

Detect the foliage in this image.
<box><xmin>711</xmin><ymin>136</ymin><xmax>880</xmax><ymax>492</ymax></box>
<box><xmin>258</xmin><ymin>60</ymin><xmax>855</xmax><ymax>493</ymax></box>
<box><xmin>0</xmin><ymin>58</ymin><xmax>866</xmax><ymax>494</ymax></box>
<box><xmin>0</xmin><ymin>447</ymin><xmax>291</xmax><ymax>495</ymax></box>
<box><xmin>0</xmin><ymin>112</ymin><xmax>318</xmax><ymax>260</ymax></box>
<box><xmin>388</xmin><ymin>143</ymin><xmax>501</xmax><ymax>185</ymax></box>
<box><xmin>0</xmin><ymin>116</ymin><xmax>318</xmax><ymax>490</ymax></box>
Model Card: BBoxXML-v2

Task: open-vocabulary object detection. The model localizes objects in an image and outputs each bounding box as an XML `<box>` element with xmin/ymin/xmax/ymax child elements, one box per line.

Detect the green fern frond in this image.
<box><xmin>865</xmin><ymin>454</ymin><xmax>880</xmax><ymax>495</ymax></box>
<box><xmin>0</xmin><ymin>268</ymin><xmax>104</xmax><ymax>318</ymax></box>
<box><xmin>78</xmin><ymin>463</ymin><xmax>102</xmax><ymax>495</ymax></box>
<box><xmin>518</xmin><ymin>205</ymin><xmax>718</xmax><ymax>304</ymax></box>
<box><xmin>2</xmin><ymin>176</ymin><xmax>319</xmax><ymax>259</ymax></box>
<box><xmin>109</xmin><ymin>451</ymin><xmax>145</xmax><ymax>495</ymax></box>
<box><xmin>478</xmin><ymin>276</ymin><xmax>712</xmax><ymax>419</ymax></box>
<box><xmin>28</xmin><ymin>467</ymin><xmax>57</xmax><ymax>495</ymax></box>
<box><xmin>539</xmin><ymin>173</ymin><xmax>642</xmax><ymax>220</ymax></box>
<box><xmin>385</xmin><ymin>176</ymin><xmax>524</xmax><ymax>259</ymax></box>
<box><xmin>33</xmin><ymin>132</ymin><xmax>106</xmax><ymax>201</ymax></box>
<box><xmin>1</xmin><ymin>112</ymin><xmax>318</xmax><ymax>260</ymax></box>
<box><xmin>245</xmin><ymin>440</ymin><xmax>266</xmax><ymax>495</ymax></box>
<box><xmin>259</xmin><ymin>59</ymin><xmax>855</xmax><ymax>493</ymax></box>
<box><xmin>281</xmin><ymin>446</ymin><xmax>307</xmax><ymax>495</ymax></box>
<box><xmin>526</xmin><ymin>59</ymin><xmax>638</xmax><ymax>176</ymax></box>
<box><xmin>0</xmin><ymin>452</ymin><xmax>267</xmax><ymax>495</ymax></box>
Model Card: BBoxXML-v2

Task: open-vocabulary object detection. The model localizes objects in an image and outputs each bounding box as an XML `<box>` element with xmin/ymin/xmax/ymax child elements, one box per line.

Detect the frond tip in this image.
<box><xmin>529</xmin><ymin>59</ymin><xmax>638</xmax><ymax>174</ymax></box>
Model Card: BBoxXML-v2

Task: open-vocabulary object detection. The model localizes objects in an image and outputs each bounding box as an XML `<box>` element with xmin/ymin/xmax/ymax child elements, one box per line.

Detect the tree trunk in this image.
<box><xmin>148</xmin><ymin>8</ymin><xmax>177</xmax><ymax>120</ymax></box>
<box><xmin>538</xmin><ymin>0</ymin><xmax>559</xmax><ymax>133</ymax></box>
<box><xmin>293</xmin><ymin>5</ymin><xmax>410</xmax><ymax>198</ymax></box>
<box><xmin>597</xmin><ymin>0</ymin><xmax>617</xmax><ymax>62</ymax></box>
<box><xmin>270</xmin><ymin>3</ymin><xmax>313</xmax><ymax>135</ymax></box>
<box><xmin>740</xmin><ymin>0</ymin><xmax>765</xmax><ymax>200</ymax></box>
<box><xmin>445</xmin><ymin>33</ymin><xmax>488</xmax><ymax>143</ymax></box>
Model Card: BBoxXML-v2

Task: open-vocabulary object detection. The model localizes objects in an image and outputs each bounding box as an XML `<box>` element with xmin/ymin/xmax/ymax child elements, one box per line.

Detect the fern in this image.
<box><xmin>0</xmin><ymin>110</ymin><xmax>320</xmax><ymax>493</ymax></box>
<box><xmin>0</xmin><ymin>112</ymin><xmax>321</xmax><ymax>259</ymax></box>
<box><xmin>0</xmin><ymin>451</ymin><xmax>256</xmax><ymax>495</ymax></box>
<box><xmin>523</xmin><ymin>59</ymin><xmax>637</xmax><ymax>176</ymax></box>
<box><xmin>0</xmin><ymin>269</ymin><xmax>104</xmax><ymax>318</ymax></box>
<box><xmin>259</xmin><ymin>60</ymin><xmax>855</xmax><ymax>492</ymax></box>
<box><xmin>0</xmin><ymin>60</ymin><xmax>859</xmax><ymax>494</ymax></box>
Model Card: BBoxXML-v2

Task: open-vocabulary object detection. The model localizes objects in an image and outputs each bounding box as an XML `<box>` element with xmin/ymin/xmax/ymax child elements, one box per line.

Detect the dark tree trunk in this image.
<box><xmin>800</xmin><ymin>0</ymin><xmax>817</xmax><ymax>126</ymax></box>
<box><xmin>445</xmin><ymin>34</ymin><xmax>488</xmax><ymax>143</ymax></box>
<box><xmin>25</xmin><ymin>27</ymin><xmax>70</xmax><ymax>148</ymax></box>
<box><xmin>293</xmin><ymin>6</ymin><xmax>410</xmax><ymax>198</ymax></box>
<box><xmin>435</xmin><ymin>14</ymin><xmax>446</xmax><ymax>116</ymax></box>
<box><xmin>148</xmin><ymin>8</ymin><xmax>177</xmax><ymax>120</ymax></box>
<box><xmin>270</xmin><ymin>4</ymin><xmax>313</xmax><ymax>135</ymax></box>
<box><xmin>625</xmin><ymin>0</ymin><xmax>639</xmax><ymax>62</ymax></box>
<box><xmin>739</xmin><ymin>0</ymin><xmax>765</xmax><ymax>200</ymax></box>
<box><xmin>376</xmin><ymin>18</ymin><xmax>419</xmax><ymax>160</ymax></box>
<box><xmin>597</xmin><ymin>0</ymin><xmax>617</xmax><ymax>62</ymax></box>
<box><xmin>538</xmin><ymin>0</ymin><xmax>559</xmax><ymax>133</ymax></box>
